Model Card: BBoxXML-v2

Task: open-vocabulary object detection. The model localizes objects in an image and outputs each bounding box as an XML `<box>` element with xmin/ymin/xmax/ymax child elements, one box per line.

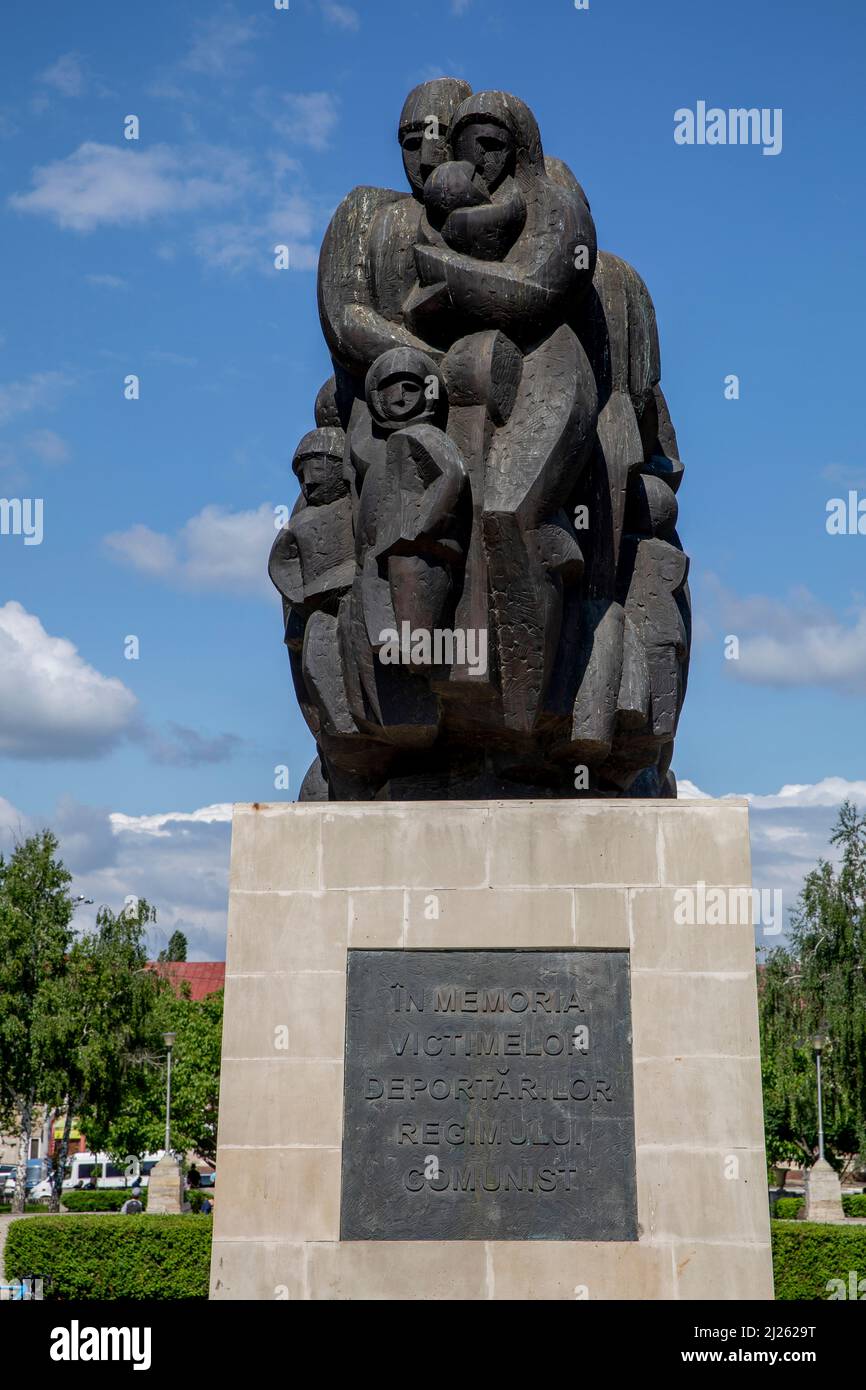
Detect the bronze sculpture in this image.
<box><xmin>270</xmin><ymin>80</ymin><xmax>691</xmax><ymax>800</ymax></box>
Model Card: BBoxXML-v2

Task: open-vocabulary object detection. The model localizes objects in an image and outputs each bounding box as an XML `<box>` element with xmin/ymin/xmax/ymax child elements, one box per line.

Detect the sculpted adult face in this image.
<box><xmin>453</xmin><ymin>120</ymin><xmax>515</xmax><ymax>193</ymax></box>
<box><xmin>450</xmin><ymin>91</ymin><xmax>544</xmax><ymax>194</ymax></box>
<box><xmin>400</xmin><ymin>127</ymin><xmax>451</xmax><ymax>199</ymax></box>
<box><xmin>397</xmin><ymin>77</ymin><xmax>472</xmax><ymax>199</ymax></box>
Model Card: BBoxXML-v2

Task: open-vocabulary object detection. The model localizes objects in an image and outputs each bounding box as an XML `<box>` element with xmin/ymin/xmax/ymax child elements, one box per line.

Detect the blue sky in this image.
<box><xmin>1</xmin><ymin>0</ymin><xmax>865</xmax><ymax>953</ymax></box>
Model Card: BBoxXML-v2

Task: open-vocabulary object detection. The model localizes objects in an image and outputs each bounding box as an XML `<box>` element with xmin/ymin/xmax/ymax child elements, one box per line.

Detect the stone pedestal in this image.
<box><xmin>210</xmin><ymin>798</ymin><xmax>774</xmax><ymax>1300</ymax></box>
<box><xmin>146</xmin><ymin>1154</ymin><xmax>184</xmax><ymax>1215</ymax></box>
<box><xmin>803</xmin><ymin>1159</ymin><xmax>844</xmax><ymax>1222</ymax></box>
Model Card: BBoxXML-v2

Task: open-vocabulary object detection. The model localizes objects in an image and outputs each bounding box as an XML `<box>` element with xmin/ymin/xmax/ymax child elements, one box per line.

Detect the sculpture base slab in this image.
<box><xmin>803</xmin><ymin>1159</ymin><xmax>845</xmax><ymax>1223</ymax></box>
<box><xmin>146</xmin><ymin>1154</ymin><xmax>184</xmax><ymax>1215</ymax></box>
<box><xmin>210</xmin><ymin>798</ymin><xmax>773</xmax><ymax>1300</ymax></box>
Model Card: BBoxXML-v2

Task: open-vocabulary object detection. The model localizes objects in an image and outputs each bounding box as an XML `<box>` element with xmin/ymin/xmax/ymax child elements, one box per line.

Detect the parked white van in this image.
<box><xmin>30</xmin><ymin>1151</ymin><xmax>166</xmax><ymax>1198</ymax></box>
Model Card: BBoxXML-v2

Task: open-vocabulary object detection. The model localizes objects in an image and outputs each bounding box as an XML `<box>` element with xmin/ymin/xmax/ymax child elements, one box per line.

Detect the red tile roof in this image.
<box><xmin>147</xmin><ymin>961</ymin><xmax>225</xmax><ymax>1000</ymax></box>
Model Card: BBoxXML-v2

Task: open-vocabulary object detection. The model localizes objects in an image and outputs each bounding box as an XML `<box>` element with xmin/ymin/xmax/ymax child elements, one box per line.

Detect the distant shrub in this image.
<box><xmin>771</xmin><ymin>1193</ymin><xmax>866</xmax><ymax>1220</ymax></box>
<box><xmin>772</xmin><ymin>1196</ymin><xmax>804</xmax><ymax>1220</ymax></box>
<box><xmin>62</xmin><ymin>1188</ymin><xmax>149</xmax><ymax>1213</ymax></box>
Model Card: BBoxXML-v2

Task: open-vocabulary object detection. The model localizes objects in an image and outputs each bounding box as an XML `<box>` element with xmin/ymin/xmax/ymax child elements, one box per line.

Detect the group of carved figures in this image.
<box><xmin>269</xmin><ymin>79</ymin><xmax>691</xmax><ymax>801</ymax></box>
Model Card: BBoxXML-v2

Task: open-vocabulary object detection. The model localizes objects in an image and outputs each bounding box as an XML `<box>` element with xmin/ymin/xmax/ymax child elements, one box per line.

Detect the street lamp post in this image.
<box><xmin>812</xmin><ymin>1027</ymin><xmax>827</xmax><ymax>1163</ymax></box>
<box><xmin>146</xmin><ymin>1031</ymin><xmax>183</xmax><ymax>1215</ymax></box>
<box><xmin>163</xmin><ymin>1032</ymin><xmax>176</xmax><ymax>1156</ymax></box>
<box><xmin>803</xmin><ymin>1022</ymin><xmax>843</xmax><ymax>1221</ymax></box>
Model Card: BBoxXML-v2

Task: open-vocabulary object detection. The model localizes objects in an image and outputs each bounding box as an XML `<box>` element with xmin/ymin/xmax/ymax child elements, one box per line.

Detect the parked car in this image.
<box><xmin>29</xmin><ymin>1175</ymin><xmax>56</xmax><ymax>1201</ymax></box>
<box><xmin>2</xmin><ymin>1159</ymin><xmax>48</xmax><ymax>1199</ymax></box>
<box><xmin>198</xmin><ymin>1171</ymin><xmax>216</xmax><ymax>1189</ymax></box>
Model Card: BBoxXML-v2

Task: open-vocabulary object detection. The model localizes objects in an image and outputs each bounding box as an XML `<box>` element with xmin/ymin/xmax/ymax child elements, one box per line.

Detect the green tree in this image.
<box><xmin>760</xmin><ymin>800</ymin><xmax>866</xmax><ymax>1172</ymax></box>
<box><xmin>40</xmin><ymin>898</ymin><xmax>160</xmax><ymax>1211</ymax></box>
<box><xmin>95</xmin><ymin>986</ymin><xmax>223</xmax><ymax>1166</ymax></box>
<box><xmin>158</xmin><ymin>930</ymin><xmax>187</xmax><ymax>963</ymax></box>
<box><xmin>0</xmin><ymin>832</ymin><xmax>73</xmax><ymax>1212</ymax></box>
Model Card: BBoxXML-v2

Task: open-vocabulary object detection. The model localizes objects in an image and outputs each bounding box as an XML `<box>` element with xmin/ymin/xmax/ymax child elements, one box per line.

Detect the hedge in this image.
<box><xmin>771</xmin><ymin>1193</ymin><xmax>866</xmax><ymax>1220</ymax></box>
<box><xmin>4</xmin><ymin>1215</ymin><xmax>211</xmax><ymax>1300</ymax></box>
<box><xmin>772</xmin><ymin>1196</ymin><xmax>804</xmax><ymax>1220</ymax></box>
<box><xmin>772</xmin><ymin>1222</ymin><xmax>866</xmax><ymax>1300</ymax></box>
<box><xmin>7</xmin><ymin>1213</ymin><xmax>866</xmax><ymax>1302</ymax></box>
<box><xmin>61</xmin><ymin>1188</ymin><xmax>149</xmax><ymax>1213</ymax></box>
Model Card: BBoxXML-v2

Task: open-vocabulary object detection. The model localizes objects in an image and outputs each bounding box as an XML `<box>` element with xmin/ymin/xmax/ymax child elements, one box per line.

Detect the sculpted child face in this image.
<box><xmin>365</xmin><ymin>348</ymin><xmax>443</xmax><ymax>433</ymax></box>
<box><xmin>453</xmin><ymin>120</ymin><xmax>514</xmax><ymax>193</ymax></box>
<box><xmin>377</xmin><ymin>372</ymin><xmax>425</xmax><ymax>422</ymax></box>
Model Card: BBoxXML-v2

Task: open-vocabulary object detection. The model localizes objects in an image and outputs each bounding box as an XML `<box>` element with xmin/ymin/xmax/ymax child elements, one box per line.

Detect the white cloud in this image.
<box><xmin>2</xmin><ymin>776</ymin><xmax>862</xmax><ymax>961</ymax></box>
<box><xmin>679</xmin><ymin>772</ymin><xmax>866</xmax><ymax>810</ymax></box>
<box><xmin>86</xmin><ymin>273</ymin><xmax>126</xmax><ymax>289</ymax></box>
<box><xmin>111</xmin><ymin>804</ymin><xmax>232</xmax><ymax>837</ymax></box>
<box><xmin>258</xmin><ymin>90</ymin><xmax>339</xmax><ymax>151</ymax></box>
<box><xmin>742</xmin><ymin>777</ymin><xmax>866</xmax><ymax>809</ymax></box>
<box><xmin>706</xmin><ymin>577</ymin><xmax>866</xmax><ymax>694</ymax></box>
<box><xmin>194</xmin><ymin>193</ymin><xmax>318</xmax><ymax>273</ymax></box>
<box><xmin>0</xmin><ymin>795</ymin><xmax>233</xmax><ymax>960</ymax></box>
<box><xmin>183</xmin><ymin>9</ymin><xmax>258</xmax><ymax>76</ymax></box>
<box><xmin>321</xmin><ymin>2</ymin><xmax>360</xmax><ymax>30</ymax></box>
<box><xmin>676</xmin><ymin>773</ymin><xmax>866</xmax><ymax>941</ymax></box>
<box><xmin>821</xmin><ymin>463</ymin><xmax>866</xmax><ymax>488</ymax></box>
<box><xmin>10</xmin><ymin>139</ymin><xmax>319</xmax><ymax>276</ymax></box>
<box><xmin>9</xmin><ymin>142</ymin><xmax>244</xmax><ymax>232</ymax></box>
<box><xmin>142</xmin><ymin>724</ymin><xmax>243</xmax><ymax>768</ymax></box>
<box><xmin>38</xmin><ymin>52</ymin><xmax>85</xmax><ymax>97</ymax></box>
<box><xmin>0</xmin><ymin>795</ymin><xmax>30</xmax><ymax>838</ymax></box>
<box><xmin>0</xmin><ymin>370</ymin><xmax>72</xmax><ymax>425</ymax></box>
<box><xmin>24</xmin><ymin>428</ymin><xmax>70</xmax><ymax>464</ymax></box>
<box><xmin>0</xmin><ymin>602</ymin><xmax>138</xmax><ymax>760</ymax></box>
<box><xmin>104</xmin><ymin>502</ymin><xmax>278</xmax><ymax>595</ymax></box>
<box><xmin>106</xmin><ymin>523</ymin><xmax>178</xmax><ymax>578</ymax></box>
<box><xmin>147</xmin><ymin>350</ymin><xmax>198</xmax><ymax>367</ymax></box>
<box><xmin>675</xmin><ymin>778</ymin><xmax>708</xmax><ymax>799</ymax></box>
<box><xmin>732</xmin><ymin>608</ymin><xmax>866</xmax><ymax>692</ymax></box>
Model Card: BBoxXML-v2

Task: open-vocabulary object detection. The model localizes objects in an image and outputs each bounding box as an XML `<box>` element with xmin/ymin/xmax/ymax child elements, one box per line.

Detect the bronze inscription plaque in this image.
<box><xmin>340</xmin><ymin>949</ymin><xmax>637</xmax><ymax>1240</ymax></box>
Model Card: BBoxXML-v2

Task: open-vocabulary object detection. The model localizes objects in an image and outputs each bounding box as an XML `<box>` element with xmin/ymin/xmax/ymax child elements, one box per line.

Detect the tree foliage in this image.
<box><xmin>158</xmin><ymin>930</ymin><xmax>188</xmax><ymax>963</ymax></box>
<box><xmin>0</xmin><ymin>827</ymin><xmax>223</xmax><ymax>1196</ymax></box>
<box><xmin>93</xmin><ymin>985</ymin><xmax>224</xmax><ymax>1165</ymax></box>
<box><xmin>42</xmin><ymin>898</ymin><xmax>160</xmax><ymax>1208</ymax></box>
<box><xmin>760</xmin><ymin>800</ymin><xmax>866</xmax><ymax>1171</ymax></box>
<box><xmin>0</xmin><ymin>832</ymin><xmax>73</xmax><ymax>1211</ymax></box>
